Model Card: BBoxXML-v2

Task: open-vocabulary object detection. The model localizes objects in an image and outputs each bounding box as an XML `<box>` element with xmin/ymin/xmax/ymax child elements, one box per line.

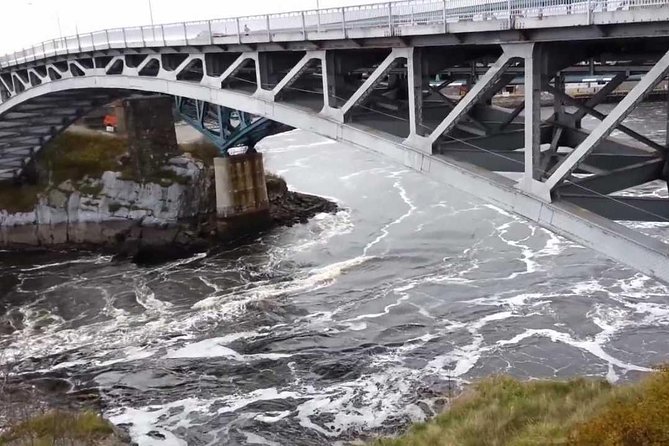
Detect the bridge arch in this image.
<box><xmin>0</xmin><ymin>59</ymin><xmax>419</xmax><ymax>180</ymax></box>
<box><xmin>3</xmin><ymin>10</ymin><xmax>669</xmax><ymax>283</ymax></box>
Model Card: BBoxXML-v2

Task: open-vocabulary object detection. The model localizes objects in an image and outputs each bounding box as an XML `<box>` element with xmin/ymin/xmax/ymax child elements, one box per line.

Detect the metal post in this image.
<box><xmin>105</xmin><ymin>30</ymin><xmax>110</xmax><ymax>49</ymax></box>
<box><xmin>208</xmin><ymin>21</ymin><xmax>213</xmax><ymax>45</ymax></box>
<box><xmin>443</xmin><ymin>0</ymin><xmax>447</xmax><ymax>33</ymax></box>
<box><xmin>665</xmin><ymin>84</ymin><xmax>669</xmax><ymax>150</ymax></box>
<box><xmin>183</xmin><ymin>23</ymin><xmax>188</xmax><ymax>44</ymax></box>
<box><xmin>301</xmin><ymin>11</ymin><xmax>306</xmax><ymax>37</ymax></box>
<box><xmin>266</xmin><ymin>15</ymin><xmax>271</xmax><ymax>41</ymax></box>
<box><xmin>122</xmin><ymin>28</ymin><xmax>127</xmax><ymax>47</ymax></box>
<box><xmin>317</xmin><ymin>0</ymin><xmax>322</xmax><ymax>32</ymax></box>
<box><xmin>508</xmin><ymin>0</ymin><xmax>512</xmax><ymax>28</ymax></box>
<box><xmin>342</xmin><ymin>8</ymin><xmax>346</xmax><ymax>37</ymax></box>
<box><xmin>236</xmin><ymin>17</ymin><xmax>241</xmax><ymax>43</ymax></box>
<box><xmin>161</xmin><ymin>25</ymin><xmax>166</xmax><ymax>46</ymax></box>
<box><xmin>587</xmin><ymin>0</ymin><xmax>592</xmax><ymax>24</ymax></box>
<box><xmin>90</xmin><ymin>32</ymin><xmax>95</xmax><ymax>50</ymax></box>
<box><xmin>388</xmin><ymin>2</ymin><xmax>393</xmax><ymax>35</ymax></box>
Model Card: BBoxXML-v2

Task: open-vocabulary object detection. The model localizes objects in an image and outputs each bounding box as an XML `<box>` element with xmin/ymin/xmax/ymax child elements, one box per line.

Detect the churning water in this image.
<box><xmin>1</xmin><ymin>103</ymin><xmax>669</xmax><ymax>445</ymax></box>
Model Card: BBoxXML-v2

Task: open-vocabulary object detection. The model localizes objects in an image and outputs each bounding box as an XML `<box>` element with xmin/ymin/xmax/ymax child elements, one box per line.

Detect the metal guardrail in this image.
<box><xmin>1</xmin><ymin>0</ymin><xmax>667</xmax><ymax>69</ymax></box>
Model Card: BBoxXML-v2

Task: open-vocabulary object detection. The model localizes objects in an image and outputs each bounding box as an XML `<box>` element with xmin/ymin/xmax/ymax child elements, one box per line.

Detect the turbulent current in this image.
<box><xmin>2</xmin><ymin>103</ymin><xmax>669</xmax><ymax>445</ymax></box>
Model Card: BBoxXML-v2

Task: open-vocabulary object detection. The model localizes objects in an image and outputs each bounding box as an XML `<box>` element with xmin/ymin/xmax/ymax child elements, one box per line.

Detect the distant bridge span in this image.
<box><xmin>2</xmin><ymin>0</ymin><xmax>669</xmax><ymax>282</ymax></box>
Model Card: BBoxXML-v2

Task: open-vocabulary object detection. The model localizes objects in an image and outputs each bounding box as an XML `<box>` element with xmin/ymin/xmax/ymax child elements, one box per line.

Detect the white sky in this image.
<box><xmin>1</xmin><ymin>0</ymin><xmax>389</xmax><ymax>54</ymax></box>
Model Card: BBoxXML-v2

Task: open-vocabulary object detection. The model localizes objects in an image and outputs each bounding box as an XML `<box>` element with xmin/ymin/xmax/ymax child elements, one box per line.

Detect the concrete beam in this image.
<box><xmin>557</xmin><ymin>159</ymin><xmax>664</xmax><ymax>196</ymax></box>
<box><xmin>562</xmin><ymin>195</ymin><xmax>669</xmax><ymax>222</ymax></box>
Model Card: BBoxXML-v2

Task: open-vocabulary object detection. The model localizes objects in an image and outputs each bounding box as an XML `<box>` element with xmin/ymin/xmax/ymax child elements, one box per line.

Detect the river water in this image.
<box><xmin>1</xmin><ymin>103</ymin><xmax>669</xmax><ymax>445</ymax></box>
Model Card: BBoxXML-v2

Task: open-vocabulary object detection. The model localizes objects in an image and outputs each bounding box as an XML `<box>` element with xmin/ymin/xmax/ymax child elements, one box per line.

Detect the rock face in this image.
<box><xmin>0</xmin><ymin>155</ymin><xmax>211</xmax><ymax>249</ymax></box>
<box><xmin>0</xmin><ymin>156</ymin><xmax>338</xmax><ymax>260</ymax></box>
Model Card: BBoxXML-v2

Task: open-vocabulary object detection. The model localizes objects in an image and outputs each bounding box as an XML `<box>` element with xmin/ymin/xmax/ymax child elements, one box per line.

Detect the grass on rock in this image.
<box><xmin>0</xmin><ymin>410</ymin><xmax>115</xmax><ymax>446</ymax></box>
<box><xmin>0</xmin><ymin>132</ymin><xmax>216</xmax><ymax>213</ymax></box>
<box><xmin>40</xmin><ymin>132</ymin><xmax>128</xmax><ymax>185</ymax></box>
<box><xmin>372</xmin><ymin>368</ymin><xmax>669</xmax><ymax>446</ymax></box>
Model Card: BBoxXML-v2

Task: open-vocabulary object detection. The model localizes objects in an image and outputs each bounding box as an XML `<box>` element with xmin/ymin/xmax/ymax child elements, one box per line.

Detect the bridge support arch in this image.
<box><xmin>3</xmin><ymin>36</ymin><xmax>669</xmax><ymax>283</ymax></box>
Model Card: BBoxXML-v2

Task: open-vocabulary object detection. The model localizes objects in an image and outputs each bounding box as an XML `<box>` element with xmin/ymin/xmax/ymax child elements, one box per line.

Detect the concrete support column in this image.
<box><xmin>519</xmin><ymin>43</ymin><xmax>550</xmax><ymax>201</ymax></box>
<box><xmin>214</xmin><ymin>152</ymin><xmax>269</xmax><ymax>220</ymax></box>
<box><xmin>324</xmin><ymin>51</ymin><xmax>344</xmax><ymax>109</ymax></box>
<box><xmin>662</xmin><ymin>86</ymin><xmax>669</xmax><ymax>190</ymax></box>
<box><xmin>123</xmin><ymin>96</ymin><xmax>179</xmax><ymax>179</ymax></box>
<box><xmin>257</xmin><ymin>53</ymin><xmax>273</xmax><ymax>91</ymax></box>
<box><xmin>408</xmin><ymin>48</ymin><xmax>425</xmax><ymax>137</ymax></box>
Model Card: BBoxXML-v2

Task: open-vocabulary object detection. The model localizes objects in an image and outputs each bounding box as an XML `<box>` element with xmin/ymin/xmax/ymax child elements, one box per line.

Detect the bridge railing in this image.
<box><xmin>1</xmin><ymin>0</ymin><xmax>668</xmax><ymax>69</ymax></box>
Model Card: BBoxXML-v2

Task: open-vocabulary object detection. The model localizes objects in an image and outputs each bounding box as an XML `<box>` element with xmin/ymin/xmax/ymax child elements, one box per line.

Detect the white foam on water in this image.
<box><xmin>497</xmin><ymin>328</ymin><xmax>652</xmax><ymax>380</ymax></box>
<box><xmin>427</xmin><ymin>311</ymin><xmax>514</xmax><ymax>377</ymax></box>
<box><xmin>108</xmin><ymin>398</ymin><xmax>211</xmax><ymax>446</ymax></box>
<box><xmin>164</xmin><ymin>334</ymin><xmax>290</xmax><ymax>361</ymax></box>
<box><xmin>363</xmin><ymin>172</ymin><xmax>416</xmax><ymax>257</ymax></box>
<box><xmin>294</xmin><ymin>367</ymin><xmax>427</xmax><ymax>438</ymax></box>
<box><xmin>278</xmin><ymin>210</ymin><xmax>354</xmax><ymax>255</ymax></box>
<box><xmin>19</xmin><ymin>255</ymin><xmax>114</xmax><ymax>272</ymax></box>
<box><xmin>134</xmin><ymin>282</ymin><xmax>173</xmax><ymax>313</ymax></box>
<box><xmin>193</xmin><ymin>255</ymin><xmax>369</xmax><ymax>311</ymax></box>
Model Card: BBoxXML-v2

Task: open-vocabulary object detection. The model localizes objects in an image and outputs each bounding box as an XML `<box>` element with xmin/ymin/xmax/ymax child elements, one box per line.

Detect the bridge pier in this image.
<box><xmin>123</xmin><ymin>96</ymin><xmax>179</xmax><ymax>179</ymax></box>
<box><xmin>213</xmin><ymin>152</ymin><xmax>269</xmax><ymax>223</ymax></box>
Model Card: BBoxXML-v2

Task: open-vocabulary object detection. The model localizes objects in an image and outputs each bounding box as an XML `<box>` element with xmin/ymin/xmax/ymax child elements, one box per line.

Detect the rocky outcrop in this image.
<box><xmin>0</xmin><ymin>155</ymin><xmax>211</xmax><ymax>249</ymax></box>
<box><xmin>0</xmin><ymin>156</ymin><xmax>337</xmax><ymax>262</ymax></box>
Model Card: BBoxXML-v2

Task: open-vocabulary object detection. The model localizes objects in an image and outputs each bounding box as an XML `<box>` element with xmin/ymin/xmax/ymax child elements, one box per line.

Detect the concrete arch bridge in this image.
<box><xmin>2</xmin><ymin>0</ymin><xmax>669</xmax><ymax>282</ymax></box>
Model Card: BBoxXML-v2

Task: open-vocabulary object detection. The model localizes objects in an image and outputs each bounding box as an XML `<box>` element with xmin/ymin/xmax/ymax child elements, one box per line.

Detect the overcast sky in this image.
<box><xmin>2</xmin><ymin>0</ymin><xmax>389</xmax><ymax>54</ymax></box>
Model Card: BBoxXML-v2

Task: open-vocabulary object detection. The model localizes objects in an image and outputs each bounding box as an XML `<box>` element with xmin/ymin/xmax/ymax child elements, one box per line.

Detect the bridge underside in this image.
<box><xmin>2</xmin><ymin>30</ymin><xmax>669</xmax><ymax>281</ymax></box>
<box><xmin>0</xmin><ymin>86</ymin><xmax>289</xmax><ymax>181</ymax></box>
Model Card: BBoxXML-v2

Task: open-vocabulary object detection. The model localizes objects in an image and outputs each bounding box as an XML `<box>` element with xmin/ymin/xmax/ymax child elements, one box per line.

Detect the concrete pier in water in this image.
<box><xmin>214</xmin><ymin>153</ymin><xmax>270</xmax><ymax>223</ymax></box>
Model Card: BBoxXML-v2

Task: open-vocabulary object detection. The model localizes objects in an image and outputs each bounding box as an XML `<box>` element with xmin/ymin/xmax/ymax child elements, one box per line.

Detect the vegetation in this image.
<box><xmin>0</xmin><ymin>410</ymin><xmax>116</xmax><ymax>446</ymax></box>
<box><xmin>39</xmin><ymin>133</ymin><xmax>128</xmax><ymax>185</ymax></box>
<box><xmin>372</xmin><ymin>368</ymin><xmax>669</xmax><ymax>446</ymax></box>
<box><xmin>0</xmin><ymin>131</ymin><xmax>212</xmax><ymax>213</ymax></box>
<box><xmin>180</xmin><ymin>140</ymin><xmax>220</xmax><ymax>166</ymax></box>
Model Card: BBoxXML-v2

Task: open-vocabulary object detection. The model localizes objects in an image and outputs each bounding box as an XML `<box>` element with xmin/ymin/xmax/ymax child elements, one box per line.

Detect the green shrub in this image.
<box><xmin>372</xmin><ymin>369</ymin><xmax>669</xmax><ymax>446</ymax></box>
